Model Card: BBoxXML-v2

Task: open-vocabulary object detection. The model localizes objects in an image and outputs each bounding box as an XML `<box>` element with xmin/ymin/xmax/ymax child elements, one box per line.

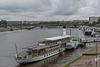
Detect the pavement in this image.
<box><xmin>69</xmin><ymin>55</ymin><xmax>100</xmax><ymax>67</ymax></box>
<box><xmin>63</xmin><ymin>43</ymin><xmax>100</xmax><ymax>67</ymax></box>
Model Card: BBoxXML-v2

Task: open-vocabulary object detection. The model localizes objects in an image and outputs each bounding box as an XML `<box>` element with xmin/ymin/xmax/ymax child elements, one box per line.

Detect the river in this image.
<box><xmin>0</xmin><ymin>28</ymin><xmax>93</xmax><ymax>67</ymax></box>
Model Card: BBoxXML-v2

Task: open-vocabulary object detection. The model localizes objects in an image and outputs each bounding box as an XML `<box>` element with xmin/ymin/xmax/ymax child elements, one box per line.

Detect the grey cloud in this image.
<box><xmin>0</xmin><ymin>0</ymin><xmax>99</xmax><ymax>21</ymax></box>
<box><xmin>0</xmin><ymin>0</ymin><xmax>52</xmax><ymax>13</ymax></box>
<box><xmin>77</xmin><ymin>0</ymin><xmax>100</xmax><ymax>16</ymax></box>
<box><xmin>52</xmin><ymin>0</ymin><xmax>86</xmax><ymax>16</ymax></box>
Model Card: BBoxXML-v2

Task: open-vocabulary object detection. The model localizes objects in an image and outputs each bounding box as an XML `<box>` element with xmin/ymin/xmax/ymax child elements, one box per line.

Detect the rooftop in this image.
<box><xmin>45</xmin><ymin>35</ymin><xmax>70</xmax><ymax>41</ymax></box>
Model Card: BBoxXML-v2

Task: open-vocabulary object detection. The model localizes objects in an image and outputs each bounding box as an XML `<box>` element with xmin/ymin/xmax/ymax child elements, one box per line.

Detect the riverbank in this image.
<box><xmin>0</xmin><ymin>28</ymin><xmax>22</xmax><ymax>32</ymax></box>
<box><xmin>63</xmin><ymin>43</ymin><xmax>100</xmax><ymax>67</ymax></box>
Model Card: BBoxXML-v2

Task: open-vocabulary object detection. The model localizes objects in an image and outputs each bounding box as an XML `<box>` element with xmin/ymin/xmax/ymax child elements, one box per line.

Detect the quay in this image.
<box><xmin>62</xmin><ymin>43</ymin><xmax>100</xmax><ymax>67</ymax></box>
<box><xmin>78</xmin><ymin>37</ymin><xmax>100</xmax><ymax>46</ymax></box>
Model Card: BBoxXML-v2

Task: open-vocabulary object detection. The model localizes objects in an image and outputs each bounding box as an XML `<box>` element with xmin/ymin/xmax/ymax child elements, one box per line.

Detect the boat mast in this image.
<box><xmin>15</xmin><ymin>43</ymin><xmax>18</xmax><ymax>56</ymax></box>
<box><xmin>70</xmin><ymin>29</ymin><xmax>71</xmax><ymax>36</ymax></box>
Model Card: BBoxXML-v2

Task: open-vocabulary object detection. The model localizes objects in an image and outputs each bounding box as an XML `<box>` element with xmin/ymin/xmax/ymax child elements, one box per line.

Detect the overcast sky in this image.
<box><xmin>0</xmin><ymin>0</ymin><xmax>100</xmax><ymax>21</ymax></box>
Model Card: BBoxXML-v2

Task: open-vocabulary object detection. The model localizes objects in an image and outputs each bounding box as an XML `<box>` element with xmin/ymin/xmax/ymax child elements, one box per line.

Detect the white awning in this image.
<box><xmin>45</xmin><ymin>35</ymin><xmax>71</xmax><ymax>41</ymax></box>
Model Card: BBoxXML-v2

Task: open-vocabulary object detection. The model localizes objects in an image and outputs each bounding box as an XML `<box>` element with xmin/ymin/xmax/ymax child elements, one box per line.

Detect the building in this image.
<box><xmin>89</xmin><ymin>17</ymin><xmax>99</xmax><ymax>23</ymax></box>
<box><xmin>73</xmin><ymin>20</ymin><xmax>89</xmax><ymax>22</ymax></box>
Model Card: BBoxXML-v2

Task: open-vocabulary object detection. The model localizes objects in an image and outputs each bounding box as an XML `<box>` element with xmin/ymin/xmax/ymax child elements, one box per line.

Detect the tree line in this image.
<box><xmin>0</xmin><ymin>20</ymin><xmax>7</xmax><ymax>25</ymax></box>
<box><xmin>84</xmin><ymin>17</ymin><xmax>100</xmax><ymax>26</ymax></box>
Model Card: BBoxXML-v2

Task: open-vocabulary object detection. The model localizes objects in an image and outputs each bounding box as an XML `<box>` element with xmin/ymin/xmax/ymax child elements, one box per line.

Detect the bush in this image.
<box><xmin>10</xmin><ymin>29</ymin><xmax>13</xmax><ymax>31</ymax></box>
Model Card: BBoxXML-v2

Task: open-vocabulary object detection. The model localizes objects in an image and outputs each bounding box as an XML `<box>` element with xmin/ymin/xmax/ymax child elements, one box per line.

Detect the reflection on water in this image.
<box><xmin>0</xmin><ymin>28</ymin><xmax>93</xmax><ymax>67</ymax></box>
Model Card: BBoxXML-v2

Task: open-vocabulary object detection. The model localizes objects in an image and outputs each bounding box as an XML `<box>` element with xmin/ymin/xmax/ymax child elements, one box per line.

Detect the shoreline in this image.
<box><xmin>60</xmin><ymin>55</ymin><xmax>82</xmax><ymax>67</ymax></box>
<box><xmin>0</xmin><ymin>28</ymin><xmax>22</xmax><ymax>32</ymax></box>
<box><xmin>62</xmin><ymin>43</ymin><xmax>100</xmax><ymax>67</ymax></box>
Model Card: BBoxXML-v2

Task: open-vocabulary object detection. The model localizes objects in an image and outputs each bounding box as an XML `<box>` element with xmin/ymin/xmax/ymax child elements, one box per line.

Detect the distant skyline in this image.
<box><xmin>0</xmin><ymin>0</ymin><xmax>100</xmax><ymax>21</ymax></box>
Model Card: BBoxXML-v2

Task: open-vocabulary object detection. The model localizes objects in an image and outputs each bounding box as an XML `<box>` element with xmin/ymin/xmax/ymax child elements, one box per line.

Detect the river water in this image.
<box><xmin>0</xmin><ymin>28</ymin><xmax>93</xmax><ymax>67</ymax></box>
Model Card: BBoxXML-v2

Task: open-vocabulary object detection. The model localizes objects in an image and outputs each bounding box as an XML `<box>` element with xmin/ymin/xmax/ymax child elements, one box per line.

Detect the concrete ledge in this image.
<box><xmin>83</xmin><ymin>53</ymin><xmax>100</xmax><ymax>55</ymax></box>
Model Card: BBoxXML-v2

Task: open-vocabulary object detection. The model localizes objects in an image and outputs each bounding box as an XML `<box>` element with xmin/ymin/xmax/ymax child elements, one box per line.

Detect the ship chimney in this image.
<box><xmin>63</xmin><ymin>26</ymin><xmax>66</xmax><ymax>36</ymax></box>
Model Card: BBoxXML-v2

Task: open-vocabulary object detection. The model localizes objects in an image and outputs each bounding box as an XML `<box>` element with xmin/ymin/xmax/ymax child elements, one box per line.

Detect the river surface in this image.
<box><xmin>0</xmin><ymin>28</ymin><xmax>93</xmax><ymax>67</ymax></box>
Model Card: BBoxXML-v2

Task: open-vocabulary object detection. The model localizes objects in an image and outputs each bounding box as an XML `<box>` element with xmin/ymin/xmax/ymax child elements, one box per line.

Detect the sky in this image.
<box><xmin>0</xmin><ymin>0</ymin><xmax>100</xmax><ymax>21</ymax></box>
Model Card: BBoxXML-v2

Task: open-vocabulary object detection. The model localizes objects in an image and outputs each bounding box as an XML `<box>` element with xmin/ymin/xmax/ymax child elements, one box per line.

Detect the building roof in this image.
<box><xmin>45</xmin><ymin>35</ymin><xmax>70</xmax><ymax>41</ymax></box>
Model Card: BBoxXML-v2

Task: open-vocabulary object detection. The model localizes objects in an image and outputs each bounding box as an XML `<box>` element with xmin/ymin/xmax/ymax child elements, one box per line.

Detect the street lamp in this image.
<box><xmin>95</xmin><ymin>35</ymin><xmax>100</xmax><ymax>67</ymax></box>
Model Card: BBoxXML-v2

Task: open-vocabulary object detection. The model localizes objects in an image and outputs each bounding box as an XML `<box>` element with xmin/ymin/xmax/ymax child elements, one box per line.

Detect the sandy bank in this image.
<box><xmin>0</xmin><ymin>28</ymin><xmax>22</xmax><ymax>32</ymax></box>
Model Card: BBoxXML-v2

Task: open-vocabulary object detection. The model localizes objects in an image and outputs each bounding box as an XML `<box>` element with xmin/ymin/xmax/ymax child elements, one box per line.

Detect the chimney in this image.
<box><xmin>63</xmin><ymin>26</ymin><xmax>66</xmax><ymax>36</ymax></box>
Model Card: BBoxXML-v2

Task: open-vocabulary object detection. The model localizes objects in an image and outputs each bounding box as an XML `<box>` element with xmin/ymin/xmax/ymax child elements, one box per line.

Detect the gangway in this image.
<box><xmin>79</xmin><ymin>38</ymin><xmax>100</xmax><ymax>46</ymax></box>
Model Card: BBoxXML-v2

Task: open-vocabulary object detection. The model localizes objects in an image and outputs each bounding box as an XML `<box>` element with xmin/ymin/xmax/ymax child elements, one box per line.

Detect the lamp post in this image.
<box><xmin>95</xmin><ymin>35</ymin><xmax>100</xmax><ymax>67</ymax></box>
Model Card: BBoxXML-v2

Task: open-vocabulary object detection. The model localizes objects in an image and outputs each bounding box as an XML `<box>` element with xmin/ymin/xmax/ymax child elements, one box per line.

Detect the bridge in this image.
<box><xmin>0</xmin><ymin>23</ymin><xmax>81</xmax><ymax>28</ymax></box>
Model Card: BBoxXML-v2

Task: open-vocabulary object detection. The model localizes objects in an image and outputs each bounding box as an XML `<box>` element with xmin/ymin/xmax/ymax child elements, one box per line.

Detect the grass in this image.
<box><xmin>63</xmin><ymin>43</ymin><xmax>100</xmax><ymax>67</ymax></box>
<box><xmin>64</xmin><ymin>56</ymin><xmax>82</xmax><ymax>67</ymax></box>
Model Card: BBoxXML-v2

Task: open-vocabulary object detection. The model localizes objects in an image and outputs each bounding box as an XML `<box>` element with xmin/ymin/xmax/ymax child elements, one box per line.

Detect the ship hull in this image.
<box><xmin>16</xmin><ymin>49</ymin><xmax>64</xmax><ymax>64</ymax></box>
<box><xmin>16</xmin><ymin>41</ymin><xmax>79</xmax><ymax>64</ymax></box>
<box><xmin>66</xmin><ymin>40</ymin><xmax>79</xmax><ymax>49</ymax></box>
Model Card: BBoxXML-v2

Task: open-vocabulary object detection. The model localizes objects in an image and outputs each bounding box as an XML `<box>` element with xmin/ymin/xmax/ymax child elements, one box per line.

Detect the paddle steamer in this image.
<box><xmin>14</xmin><ymin>28</ymin><xmax>78</xmax><ymax>64</ymax></box>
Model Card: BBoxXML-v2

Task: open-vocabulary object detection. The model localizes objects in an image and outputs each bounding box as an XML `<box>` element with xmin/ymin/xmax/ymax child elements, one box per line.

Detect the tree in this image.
<box><xmin>87</xmin><ymin>23</ymin><xmax>92</xmax><ymax>26</ymax></box>
<box><xmin>92</xmin><ymin>21</ymin><xmax>96</xmax><ymax>26</ymax></box>
<box><xmin>0</xmin><ymin>20</ymin><xmax>7</xmax><ymax>25</ymax></box>
<box><xmin>0</xmin><ymin>20</ymin><xmax>7</xmax><ymax>28</ymax></box>
<box><xmin>83</xmin><ymin>22</ymin><xmax>89</xmax><ymax>25</ymax></box>
<box><xmin>97</xmin><ymin>17</ymin><xmax>100</xmax><ymax>23</ymax></box>
<box><xmin>83</xmin><ymin>22</ymin><xmax>93</xmax><ymax>26</ymax></box>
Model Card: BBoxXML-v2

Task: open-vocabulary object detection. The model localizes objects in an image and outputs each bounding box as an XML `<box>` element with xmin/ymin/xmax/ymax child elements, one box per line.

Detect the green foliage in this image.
<box><xmin>64</xmin><ymin>56</ymin><xmax>82</xmax><ymax>67</ymax></box>
<box><xmin>25</xmin><ymin>28</ymin><xmax>31</xmax><ymax>30</ymax></box>
<box><xmin>97</xmin><ymin>17</ymin><xmax>100</xmax><ymax>23</ymax></box>
<box><xmin>10</xmin><ymin>28</ymin><xmax>13</xmax><ymax>31</ymax></box>
<box><xmin>83</xmin><ymin>21</ymin><xmax>97</xmax><ymax>26</ymax></box>
<box><xmin>0</xmin><ymin>20</ymin><xmax>7</xmax><ymax>25</ymax></box>
<box><xmin>83</xmin><ymin>22</ymin><xmax>89</xmax><ymax>25</ymax></box>
<box><xmin>83</xmin><ymin>22</ymin><xmax>93</xmax><ymax>26</ymax></box>
<box><xmin>92</xmin><ymin>21</ymin><xmax>96</xmax><ymax>26</ymax></box>
<box><xmin>87</xmin><ymin>23</ymin><xmax>93</xmax><ymax>26</ymax></box>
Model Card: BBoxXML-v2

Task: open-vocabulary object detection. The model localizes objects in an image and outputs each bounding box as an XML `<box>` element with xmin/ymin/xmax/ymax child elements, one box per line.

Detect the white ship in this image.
<box><xmin>14</xmin><ymin>28</ymin><xmax>79</xmax><ymax>64</ymax></box>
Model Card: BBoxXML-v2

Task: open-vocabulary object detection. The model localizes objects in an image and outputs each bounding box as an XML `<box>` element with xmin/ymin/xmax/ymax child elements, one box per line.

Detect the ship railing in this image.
<box><xmin>15</xmin><ymin>54</ymin><xmax>33</xmax><ymax>60</ymax></box>
<box><xmin>31</xmin><ymin>50</ymin><xmax>55</xmax><ymax>58</ymax></box>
